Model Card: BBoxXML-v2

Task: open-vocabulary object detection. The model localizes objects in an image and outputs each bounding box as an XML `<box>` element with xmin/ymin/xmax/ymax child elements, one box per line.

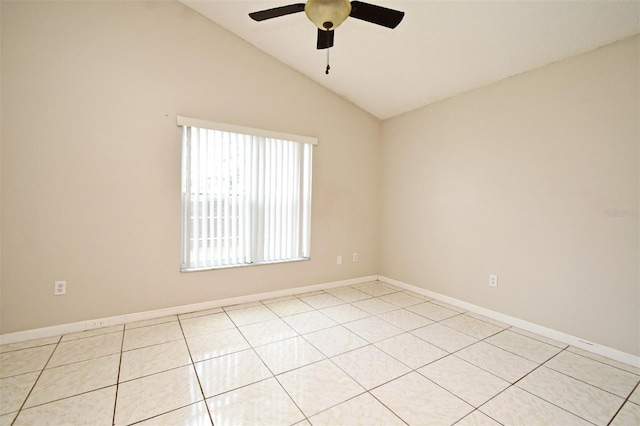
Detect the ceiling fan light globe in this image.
<box><xmin>305</xmin><ymin>0</ymin><xmax>351</xmax><ymax>30</ymax></box>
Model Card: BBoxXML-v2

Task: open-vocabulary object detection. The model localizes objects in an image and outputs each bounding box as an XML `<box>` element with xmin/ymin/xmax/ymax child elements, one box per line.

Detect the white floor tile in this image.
<box><xmin>208</xmin><ymin>378</ymin><xmax>304</xmax><ymax>426</ymax></box>
<box><xmin>609</xmin><ymin>401</ymin><xmax>640</xmax><ymax>426</ymax></box>
<box><xmin>406</xmin><ymin>301</ymin><xmax>459</xmax><ymax>321</ymax></box>
<box><xmin>180</xmin><ymin>313</ymin><xmax>236</xmax><ymax>339</ymax></box>
<box><xmin>372</xmin><ymin>372</ymin><xmax>473</xmax><ymax>425</ymax></box>
<box><xmin>25</xmin><ymin>354</ymin><xmax>120</xmax><ymax>408</ymax></box>
<box><xmin>277</xmin><ymin>359</ymin><xmax>365</xmax><ymax>417</ymax></box>
<box><xmin>429</xmin><ymin>299</ymin><xmax>467</xmax><ymax>313</ymax></box>
<box><xmin>298</xmin><ymin>293</ymin><xmax>343</xmax><ymax>309</ymax></box>
<box><xmin>376</xmin><ymin>332</ymin><xmax>447</xmax><ymax>369</ymax></box>
<box><xmin>186</xmin><ymin>328</ymin><xmax>250</xmax><ymax>363</ymax></box>
<box><xmin>418</xmin><ymin>355</ymin><xmax>509</xmax><ymax>407</ymax></box>
<box><xmin>376</xmin><ymin>309</ymin><xmax>433</xmax><ymax>331</ymax></box>
<box><xmin>265</xmin><ymin>298</ymin><xmax>315</xmax><ymax>317</ymax></box>
<box><xmin>14</xmin><ymin>386</ymin><xmax>116</xmax><ymax>426</ymax></box>
<box><xmin>115</xmin><ymin>365</ymin><xmax>202</xmax><ymax>425</ymax></box>
<box><xmin>0</xmin><ymin>412</ymin><xmax>16</xmax><ymax>426</ymax></box>
<box><xmin>137</xmin><ymin>402</ymin><xmax>212</xmax><ymax>426</ymax></box>
<box><xmin>283</xmin><ymin>310</ymin><xmax>337</xmax><ymax>334</ymax></box>
<box><xmin>0</xmin><ymin>372</ymin><xmax>40</xmax><ymax>415</ymax></box>
<box><xmin>401</xmin><ymin>290</ymin><xmax>432</xmax><ymax>301</ymax></box>
<box><xmin>332</xmin><ymin>345</ymin><xmax>410</xmax><ymax>389</ymax></box>
<box><xmin>439</xmin><ymin>315</ymin><xmax>503</xmax><ymax>340</ymax></box>
<box><xmin>0</xmin><ymin>345</ymin><xmax>56</xmax><ymax>379</ymax></box>
<box><xmin>48</xmin><ymin>331</ymin><xmax>122</xmax><ymax>368</ymax></box>
<box><xmin>0</xmin><ymin>337</ymin><xmax>60</xmax><ymax>354</ymax></box>
<box><xmin>320</xmin><ymin>304</ymin><xmax>370</xmax><ymax>323</ymax></box>
<box><xmin>455</xmin><ymin>410</ymin><xmax>502</xmax><ymax>426</ymax></box>
<box><xmin>60</xmin><ymin>325</ymin><xmax>123</xmax><ymax>342</ymax></box>
<box><xmin>122</xmin><ymin>321</ymin><xmax>183</xmax><ymax>351</ymax></box>
<box><xmin>567</xmin><ymin>346</ymin><xmax>640</xmax><ymax>376</ymax></box>
<box><xmin>354</xmin><ymin>282</ymin><xmax>397</xmax><ymax>297</ymax></box>
<box><xmin>309</xmin><ymin>393</ymin><xmax>405</xmax><ymax>425</ymax></box>
<box><xmin>303</xmin><ymin>325</ymin><xmax>368</xmax><ymax>357</ymax></box>
<box><xmin>195</xmin><ymin>349</ymin><xmax>272</xmax><ymax>397</ymax></box>
<box><xmin>628</xmin><ymin>385</ymin><xmax>640</xmax><ymax>404</ymax></box>
<box><xmin>411</xmin><ymin>323</ymin><xmax>478</xmax><ymax>353</ymax></box>
<box><xmin>456</xmin><ymin>341</ymin><xmax>538</xmax><ymax>383</ymax></box>
<box><xmin>543</xmin><ymin>350</ymin><xmax>640</xmax><ymax>398</ymax></box>
<box><xmin>480</xmin><ymin>386</ymin><xmax>591</xmax><ymax>425</ymax></box>
<box><xmin>352</xmin><ymin>298</ymin><xmax>399</xmax><ymax>315</ymax></box>
<box><xmin>484</xmin><ymin>329</ymin><xmax>562</xmax><ymax>363</ymax></box>
<box><xmin>120</xmin><ymin>339</ymin><xmax>192</xmax><ymax>381</ymax></box>
<box><xmin>378</xmin><ymin>291</ymin><xmax>424</xmax><ymax>308</ymax></box>
<box><xmin>344</xmin><ymin>316</ymin><xmax>404</xmax><ymax>343</ymax></box>
<box><xmin>509</xmin><ymin>327</ymin><xmax>568</xmax><ymax>349</ymax></box>
<box><xmin>517</xmin><ymin>366</ymin><xmax>624</xmax><ymax>425</ymax></box>
<box><xmin>254</xmin><ymin>336</ymin><xmax>325</xmax><ymax>374</ymax></box>
<box><xmin>225</xmin><ymin>305</ymin><xmax>278</xmax><ymax>327</ymax></box>
<box><xmin>328</xmin><ymin>288</ymin><xmax>372</xmax><ymax>303</ymax></box>
<box><xmin>239</xmin><ymin>318</ymin><xmax>298</xmax><ymax>346</ymax></box>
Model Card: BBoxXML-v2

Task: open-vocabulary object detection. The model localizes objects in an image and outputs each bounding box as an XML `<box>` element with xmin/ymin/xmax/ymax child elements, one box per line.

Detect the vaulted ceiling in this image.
<box><xmin>180</xmin><ymin>1</ymin><xmax>639</xmax><ymax>119</ymax></box>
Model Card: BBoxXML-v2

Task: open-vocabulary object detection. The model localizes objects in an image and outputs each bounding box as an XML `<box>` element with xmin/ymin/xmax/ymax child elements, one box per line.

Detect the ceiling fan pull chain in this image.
<box><xmin>325</xmin><ymin>48</ymin><xmax>330</xmax><ymax>75</ymax></box>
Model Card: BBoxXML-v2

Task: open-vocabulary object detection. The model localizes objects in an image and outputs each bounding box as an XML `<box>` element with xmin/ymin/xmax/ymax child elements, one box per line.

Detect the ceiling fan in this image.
<box><xmin>249</xmin><ymin>0</ymin><xmax>405</xmax><ymax>51</ymax></box>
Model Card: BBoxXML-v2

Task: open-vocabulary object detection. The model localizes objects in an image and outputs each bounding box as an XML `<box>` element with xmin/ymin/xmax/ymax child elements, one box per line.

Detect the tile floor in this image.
<box><xmin>1</xmin><ymin>280</ymin><xmax>639</xmax><ymax>425</ymax></box>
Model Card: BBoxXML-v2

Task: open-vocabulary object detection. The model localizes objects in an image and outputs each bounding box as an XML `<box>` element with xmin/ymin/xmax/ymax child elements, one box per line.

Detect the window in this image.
<box><xmin>178</xmin><ymin>116</ymin><xmax>315</xmax><ymax>271</ymax></box>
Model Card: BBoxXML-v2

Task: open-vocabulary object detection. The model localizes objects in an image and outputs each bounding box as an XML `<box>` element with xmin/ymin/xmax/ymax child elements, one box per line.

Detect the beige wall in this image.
<box><xmin>0</xmin><ymin>1</ymin><xmax>381</xmax><ymax>333</ymax></box>
<box><xmin>381</xmin><ymin>35</ymin><xmax>639</xmax><ymax>356</ymax></box>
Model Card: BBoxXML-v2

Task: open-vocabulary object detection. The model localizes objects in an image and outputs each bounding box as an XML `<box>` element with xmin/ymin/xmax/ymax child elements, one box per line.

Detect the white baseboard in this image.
<box><xmin>378</xmin><ymin>275</ymin><xmax>640</xmax><ymax>369</ymax></box>
<box><xmin>5</xmin><ymin>273</ymin><xmax>637</xmax><ymax>369</ymax></box>
<box><xmin>0</xmin><ymin>275</ymin><xmax>377</xmax><ymax>345</ymax></box>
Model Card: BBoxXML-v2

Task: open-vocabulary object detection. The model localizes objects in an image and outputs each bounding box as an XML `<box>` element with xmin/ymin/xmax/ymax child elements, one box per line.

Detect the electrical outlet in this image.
<box><xmin>352</xmin><ymin>253</ymin><xmax>358</xmax><ymax>262</ymax></box>
<box><xmin>489</xmin><ymin>274</ymin><xmax>498</xmax><ymax>287</ymax></box>
<box><xmin>54</xmin><ymin>280</ymin><xmax>67</xmax><ymax>296</ymax></box>
<box><xmin>337</xmin><ymin>255</ymin><xmax>342</xmax><ymax>265</ymax></box>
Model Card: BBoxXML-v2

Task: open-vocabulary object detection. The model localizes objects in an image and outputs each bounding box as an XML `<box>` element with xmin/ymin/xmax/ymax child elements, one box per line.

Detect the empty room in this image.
<box><xmin>1</xmin><ymin>0</ymin><xmax>638</xmax><ymax>425</ymax></box>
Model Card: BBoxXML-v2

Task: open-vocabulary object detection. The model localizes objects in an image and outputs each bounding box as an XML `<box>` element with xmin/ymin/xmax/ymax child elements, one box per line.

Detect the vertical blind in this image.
<box><xmin>178</xmin><ymin>117</ymin><xmax>314</xmax><ymax>271</ymax></box>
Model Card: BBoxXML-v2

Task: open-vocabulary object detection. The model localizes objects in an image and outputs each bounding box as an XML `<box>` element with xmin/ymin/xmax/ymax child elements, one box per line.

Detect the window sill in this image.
<box><xmin>180</xmin><ymin>256</ymin><xmax>310</xmax><ymax>272</ymax></box>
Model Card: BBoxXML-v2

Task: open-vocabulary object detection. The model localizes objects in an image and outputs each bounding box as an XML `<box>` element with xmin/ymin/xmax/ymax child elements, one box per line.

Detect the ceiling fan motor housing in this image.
<box><xmin>305</xmin><ymin>0</ymin><xmax>352</xmax><ymax>30</ymax></box>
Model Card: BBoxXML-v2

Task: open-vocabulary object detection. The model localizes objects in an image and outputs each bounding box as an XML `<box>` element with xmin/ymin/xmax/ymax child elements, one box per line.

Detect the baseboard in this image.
<box><xmin>378</xmin><ymin>275</ymin><xmax>640</xmax><ymax>369</ymax></box>
<box><xmin>6</xmin><ymin>273</ymin><xmax>636</xmax><ymax>369</ymax></box>
<box><xmin>0</xmin><ymin>275</ymin><xmax>377</xmax><ymax>345</ymax></box>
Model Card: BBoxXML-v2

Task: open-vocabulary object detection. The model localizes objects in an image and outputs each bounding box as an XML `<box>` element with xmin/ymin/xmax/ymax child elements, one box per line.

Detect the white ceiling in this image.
<box><xmin>180</xmin><ymin>0</ymin><xmax>640</xmax><ymax>120</ymax></box>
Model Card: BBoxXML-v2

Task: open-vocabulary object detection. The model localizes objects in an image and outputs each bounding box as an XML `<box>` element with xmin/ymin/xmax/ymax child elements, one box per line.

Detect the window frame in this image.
<box><xmin>177</xmin><ymin>116</ymin><xmax>316</xmax><ymax>272</ymax></box>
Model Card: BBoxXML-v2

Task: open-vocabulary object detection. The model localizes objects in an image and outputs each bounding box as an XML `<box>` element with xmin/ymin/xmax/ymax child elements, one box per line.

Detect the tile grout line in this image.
<box><xmin>258</xmin><ymin>286</ymin><xmax>394</xmax><ymax>422</ymax></box>
<box><xmin>176</xmin><ymin>314</ymin><xmax>216</xmax><ymax>426</ymax></box>
<box><xmin>8</xmin><ymin>335</ymin><xmax>63</xmax><ymax>426</ymax></box>
<box><xmin>538</xmin><ymin>346</ymin><xmax>640</xmax><ymax>399</ymax></box>
<box><xmin>605</xmin><ymin>378</ymin><xmax>640</xmax><ymax>426</ymax></box>
<box><xmin>111</xmin><ymin>328</ymin><xmax>126</xmax><ymax>426</ymax></box>
<box><xmin>224</xmin><ymin>302</ymin><xmax>311</xmax><ymax>424</ymax></box>
<box><xmin>358</xmin><ymin>303</ymin><xmax>583</xmax><ymax>425</ymax></box>
<box><xmin>503</xmin><ymin>347</ymin><xmax>601</xmax><ymax>425</ymax></box>
<box><xmin>431</xmin><ymin>327</ymin><xmax>591</xmax><ymax>424</ymax></box>
<box><xmin>565</xmin><ymin>348</ymin><xmax>640</xmax><ymax>377</ymax></box>
<box><xmin>310</xmin><ymin>282</ymin><xmax>624</xmax><ymax>423</ymax></box>
<box><xmin>296</xmin><ymin>290</ymin><xmax>471</xmax><ymax>424</ymax></box>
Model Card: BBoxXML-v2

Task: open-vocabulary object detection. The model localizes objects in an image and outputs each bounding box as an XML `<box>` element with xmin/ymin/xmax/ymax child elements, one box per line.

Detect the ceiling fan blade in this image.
<box><xmin>249</xmin><ymin>3</ymin><xmax>305</xmax><ymax>21</ymax></box>
<box><xmin>317</xmin><ymin>28</ymin><xmax>334</xmax><ymax>49</ymax></box>
<box><xmin>349</xmin><ymin>1</ymin><xmax>404</xmax><ymax>28</ymax></box>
